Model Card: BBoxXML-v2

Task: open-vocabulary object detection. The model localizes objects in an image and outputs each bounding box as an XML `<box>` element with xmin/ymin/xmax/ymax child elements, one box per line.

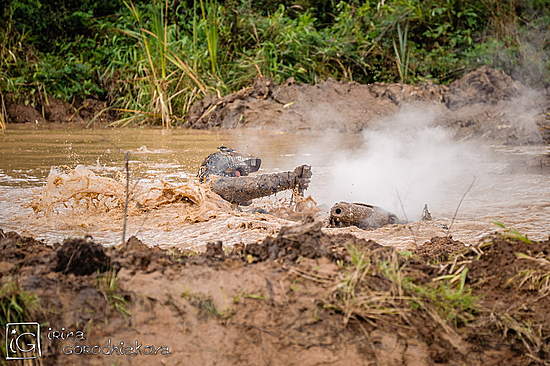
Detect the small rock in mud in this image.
<box><xmin>205</xmin><ymin>241</ymin><xmax>225</xmax><ymax>261</ymax></box>
<box><xmin>54</xmin><ymin>238</ymin><xmax>111</xmax><ymax>275</ymax></box>
<box><xmin>415</xmin><ymin>236</ymin><xmax>466</xmax><ymax>261</ymax></box>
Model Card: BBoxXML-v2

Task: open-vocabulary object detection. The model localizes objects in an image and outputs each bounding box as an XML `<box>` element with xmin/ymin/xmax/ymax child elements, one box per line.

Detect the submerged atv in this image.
<box><xmin>198</xmin><ymin>146</ymin><xmax>262</xmax><ymax>182</ymax></box>
<box><xmin>198</xmin><ymin>146</ymin><xmax>311</xmax><ymax>205</ymax></box>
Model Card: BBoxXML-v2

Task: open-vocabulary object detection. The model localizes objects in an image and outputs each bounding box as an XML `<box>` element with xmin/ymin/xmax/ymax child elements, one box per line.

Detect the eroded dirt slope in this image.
<box><xmin>1</xmin><ymin>221</ymin><xmax>549</xmax><ymax>365</ymax></box>
<box><xmin>187</xmin><ymin>67</ymin><xmax>550</xmax><ymax>144</ymax></box>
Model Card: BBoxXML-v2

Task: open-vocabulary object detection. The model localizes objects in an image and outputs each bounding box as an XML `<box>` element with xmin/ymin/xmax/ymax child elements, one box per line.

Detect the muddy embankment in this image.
<box><xmin>187</xmin><ymin>67</ymin><xmax>550</xmax><ymax>145</ymax></box>
<box><xmin>5</xmin><ymin>67</ymin><xmax>549</xmax><ymax>144</ymax></box>
<box><xmin>4</xmin><ymin>96</ymin><xmax>113</xmax><ymax>125</ymax></box>
<box><xmin>2</xmin><ymin>222</ymin><xmax>549</xmax><ymax>365</ymax></box>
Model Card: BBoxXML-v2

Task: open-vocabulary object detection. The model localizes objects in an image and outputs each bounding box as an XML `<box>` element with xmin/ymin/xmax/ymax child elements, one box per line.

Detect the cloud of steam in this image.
<box><xmin>311</xmin><ymin>105</ymin><xmax>486</xmax><ymax>220</ymax></box>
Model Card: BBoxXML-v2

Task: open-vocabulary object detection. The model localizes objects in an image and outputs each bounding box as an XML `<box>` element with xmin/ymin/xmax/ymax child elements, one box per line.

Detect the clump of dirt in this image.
<box><xmin>43</xmin><ymin>97</ymin><xmax>83</xmax><ymax>123</ymax></box>
<box><xmin>0</xmin><ymin>229</ymin><xmax>54</xmax><ymax>275</ymax></box>
<box><xmin>445</xmin><ymin>66</ymin><xmax>524</xmax><ymax>109</ymax></box>
<box><xmin>186</xmin><ymin>77</ymin><xmax>402</xmax><ymax>131</ymax></box>
<box><xmin>204</xmin><ymin>241</ymin><xmax>225</xmax><ymax>261</ymax></box>
<box><xmin>414</xmin><ymin>236</ymin><xmax>467</xmax><ymax>261</ymax></box>
<box><xmin>6</xmin><ymin>103</ymin><xmax>46</xmax><ymax>123</ymax></box>
<box><xmin>368</xmin><ymin>81</ymin><xmax>447</xmax><ymax>105</ymax></box>
<box><xmin>186</xmin><ymin>77</ymin><xmax>278</xmax><ymax>129</ymax></box>
<box><xmin>112</xmin><ymin>235</ymin><xmax>183</xmax><ymax>273</ymax></box>
<box><xmin>463</xmin><ymin>235</ymin><xmax>550</xmax><ymax>364</ymax></box>
<box><xmin>2</xmin><ymin>225</ymin><xmax>549</xmax><ymax>365</ymax></box>
<box><xmin>54</xmin><ymin>238</ymin><xmax>111</xmax><ymax>275</ymax></box>
<box><xmin>245</xmin><ymin>218</ymin><xmax>371</xmax><ymax>262</ymax></box>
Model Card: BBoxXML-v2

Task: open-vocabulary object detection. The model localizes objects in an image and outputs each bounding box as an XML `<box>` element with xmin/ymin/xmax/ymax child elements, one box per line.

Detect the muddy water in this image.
<box><xmin>0</xmin><ymin>126</ymin><xmax>548</xmax><ymax>249</ymax></box>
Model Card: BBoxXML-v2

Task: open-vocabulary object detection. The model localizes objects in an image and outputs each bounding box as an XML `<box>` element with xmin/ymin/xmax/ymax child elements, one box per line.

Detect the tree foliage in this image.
<box><xmin>1</xmin><ymin>0</ymin><xmax>548</xmax><ymax>124</ymax></box>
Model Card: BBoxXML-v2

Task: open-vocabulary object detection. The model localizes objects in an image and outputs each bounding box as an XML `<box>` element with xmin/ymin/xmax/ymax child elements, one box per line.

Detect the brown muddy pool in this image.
<box><xmin>0</xmin><ymin>126</ymin><xmax>548</xmax><ymax>248</ymax></box>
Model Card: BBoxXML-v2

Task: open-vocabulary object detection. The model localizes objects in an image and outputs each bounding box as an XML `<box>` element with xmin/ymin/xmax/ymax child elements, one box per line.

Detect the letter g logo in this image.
<box><xmin>5</xmin><ymin>323</ymin><xmax>42</xmax><ymax>360</ymax></box>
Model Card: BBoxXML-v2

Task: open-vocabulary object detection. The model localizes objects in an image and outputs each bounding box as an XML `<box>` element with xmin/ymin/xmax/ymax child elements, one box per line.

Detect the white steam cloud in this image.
<box><xmin>307</xmin><ymin>105</ymin><xmax>487</xmax><ymax>221</ymax></box>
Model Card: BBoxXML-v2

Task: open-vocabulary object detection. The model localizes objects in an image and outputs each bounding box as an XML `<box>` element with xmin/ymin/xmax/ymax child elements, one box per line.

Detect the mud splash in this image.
<box><xmin>30</xmin><ymin>165</ymin><xmax>232</xmax><ymax>223</ymax></box>
<box><xmin>18</xmin><ymin>165</ymin><xmax>302</xmax><ymax>248</ymax></box>
<box><xmin>0</xmin><ymin>127</ymin><xmax>548</xmax><ymax>249</ymax></box>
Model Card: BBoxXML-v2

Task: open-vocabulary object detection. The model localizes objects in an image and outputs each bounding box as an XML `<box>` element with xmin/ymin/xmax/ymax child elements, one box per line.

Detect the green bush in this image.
<box><xmin>0</xmin><ymin>0</ymin><xmax>548</xmax><ymax>124</ymax></box>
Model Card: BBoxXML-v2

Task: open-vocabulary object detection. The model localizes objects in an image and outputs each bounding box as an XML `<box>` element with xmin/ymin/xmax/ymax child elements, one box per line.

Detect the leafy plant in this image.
<box><xmin>0</xmin><ymin>281</ymin><xmax>40</xmax><ymax>359</ymax></box>
<box><xmin>393</xmin><ymin>23</ymin><xmax>410</xmax><ymax>83</ymax></box>
<box><xmin>97</xmin><ymin>270</ymin><xmax>130</xmax><ymax>317</ymax></box>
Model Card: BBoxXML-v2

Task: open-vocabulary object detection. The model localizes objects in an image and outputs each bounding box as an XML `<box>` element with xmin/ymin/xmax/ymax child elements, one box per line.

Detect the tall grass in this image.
<box><xmin>0</xmin><ymin>92</ymin><xmax>6</xmax><ymax>131</ymax></box>
<box><xmin>1</xmin><ymin>0</ymin><xmax>547</xmax><ymax>127</ymax></box>
<box><xmin>200</xmin><ymin>0</ymin><xmax>220</xmax><ymax>76</ymax></box>
<box><xmin>393</xmin><ymin>23</ymin><xmax>410</xmax><ymax>83</ymax></box>
<box><xmin>111</xmin><ymin>0</ymin><xmax>211</xmax><ymax>127</ymax></box>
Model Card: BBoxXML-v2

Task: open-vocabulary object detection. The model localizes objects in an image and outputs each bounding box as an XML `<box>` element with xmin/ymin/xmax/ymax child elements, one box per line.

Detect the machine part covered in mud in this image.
<box><xmin>210</xmin><ymin>165</ymin><xmax>312</xmax><ymax>205</ymax></box>
<box><xmin>198</xmin><ymin>146</ymin><xmax>261</xmax><ymax>182</ymax></box>
<box><xmin>329</xmin><ymin>202</ymin><xmax>401</xmax><ymax>230</ymax></box>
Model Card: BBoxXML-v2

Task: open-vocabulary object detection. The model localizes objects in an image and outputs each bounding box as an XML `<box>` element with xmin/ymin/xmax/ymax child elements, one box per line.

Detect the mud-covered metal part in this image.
<box><xmin>329</xmin><ymin>202</ymin><xmax>401</xmax><ymax>230</ymax></box>
<box><xmin>198</xmin><ymin>146</ymin><xmax>261</xmax><ymax>182</ymax></box>
<box><xmin>210</xmin><ymin>165</ymin><xmax>312</xmax><ymax>205</ymax></box>
<box><xmin>421</xmin><ymin>204</ymin><xmax>433</xmax><ymax>221</ymax></box>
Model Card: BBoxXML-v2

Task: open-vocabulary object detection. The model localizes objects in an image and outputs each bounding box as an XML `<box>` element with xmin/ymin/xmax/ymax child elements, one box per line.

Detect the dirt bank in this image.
<box><xmin>1</xmin><ymin>222</ymin><xmax>549</xmax><ymax>365</ymax></box>
<box><xmin>5</xmin><ymin>68</ymin><xmax>549</xmax><ymax>144</ymax></box>
<box><xmin>3</xmin><ymin>95</ymin><xmax>114</xmax><ymax>125</ymax></box>
<box><xmin>187</xmin><ymin>67</ymin><xmax>550</xmax><ymax>145</ymax></box>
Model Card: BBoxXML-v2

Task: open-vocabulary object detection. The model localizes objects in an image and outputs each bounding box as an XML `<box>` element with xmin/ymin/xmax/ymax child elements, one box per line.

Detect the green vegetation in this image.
<box><xmin>493</xmin><ymin>221</ymin><xmax>534</xmax><ymax>244</ymax></box>
<box><xmin>0</xmin><ymin>280</ymin><xmax>39</xmax><ymax>324</ymax></box>
<box><xmin>1</xmin><ymin>0</ymin><xmax>548</xmax><ymax>126</ymax></box>
<box><xmin>97</xmin><ymin>270</ymin><xmax>131</xmax><ymax>317</ymax></box>
<box><xmin>0</xmin><ymin>281</ymin><xmax>40</xmax><ymax>359</ymax></box>
<box><xmin>330</xmin><ymin>245</ymin><xmax>478</xmax><ymax>328</ymax></box>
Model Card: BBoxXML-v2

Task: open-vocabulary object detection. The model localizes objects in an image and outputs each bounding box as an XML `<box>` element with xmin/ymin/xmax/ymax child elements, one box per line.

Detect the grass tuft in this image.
<box><xmin>97</xmin><ymin>270</ymin><xmax>131</xmax><ymax>317</ymax></box>
<box><xmin>328</xmin><ymin>245</ymin><xmax>479</xmax><ymax>328</ymax></box>
<box><xmin>493</xmin><ymin>221</ymin><xmax>533</xmax><ymax>244</ymax></box>
<box><xmin>0</xmin><ymin>281</ymin><xmax>40</xmax><ymax>359</ymax></box>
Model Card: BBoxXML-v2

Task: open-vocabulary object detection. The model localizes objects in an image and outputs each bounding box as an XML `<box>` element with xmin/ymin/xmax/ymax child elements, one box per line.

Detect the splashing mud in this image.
<box><xmin>0</xmin><ymin>127</ymin><xmax>548</xmax><ymax>248</ymax></box>
<box><xmin>22</xmin><ymin>165</ymin><xmax>300</xmax><ymax>248</ymax></box>
<box><xmin>30</xmin><ymin>165</ymin><xmax>232</xmax><ymax>222</ymax></box>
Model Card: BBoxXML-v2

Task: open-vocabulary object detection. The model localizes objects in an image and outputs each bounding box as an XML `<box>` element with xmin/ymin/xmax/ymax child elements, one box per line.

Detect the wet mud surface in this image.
<box><xmin>1</xmin><ymin>223</ymin><xmax>549</xmax><ymax>365</ymax></box>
